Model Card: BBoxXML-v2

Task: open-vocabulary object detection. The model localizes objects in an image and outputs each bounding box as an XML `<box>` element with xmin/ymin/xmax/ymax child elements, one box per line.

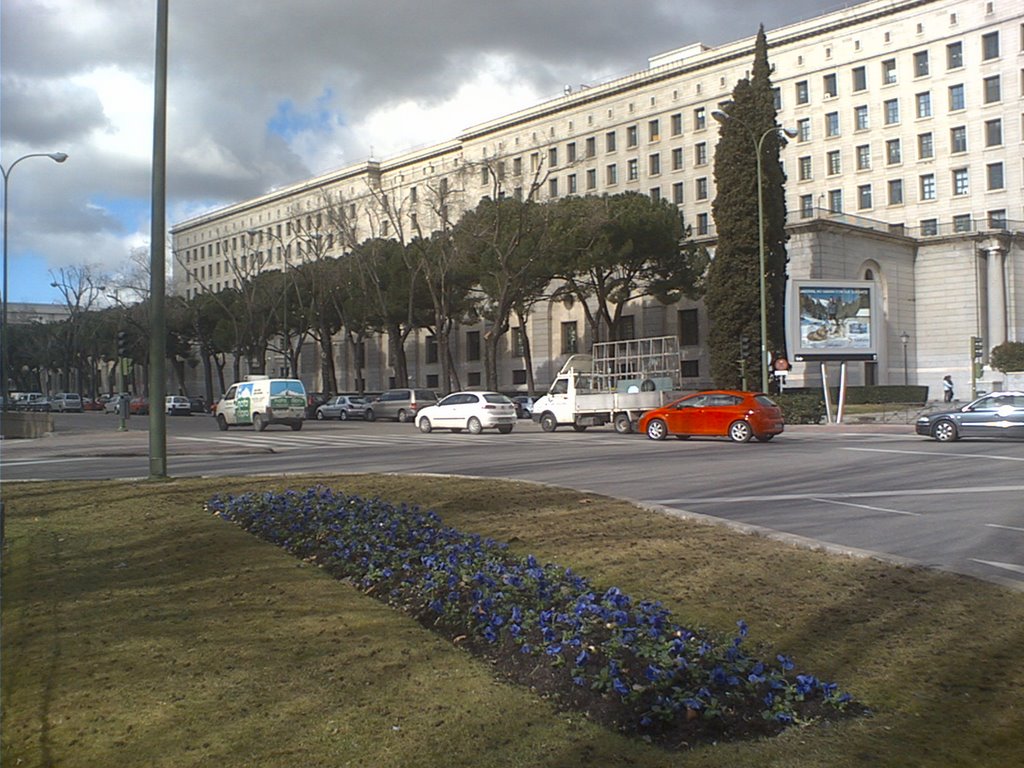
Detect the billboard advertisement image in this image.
<box><xmin>787</xmin><ymin>280</ymin><xmax>878</xmax><ymax>361</ymax></box>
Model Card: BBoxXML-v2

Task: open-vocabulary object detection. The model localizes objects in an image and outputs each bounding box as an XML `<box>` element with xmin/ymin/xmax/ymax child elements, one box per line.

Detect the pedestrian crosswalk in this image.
<box><xmin>174</xmin><ymin>429</ymin><xmax>571</xmax><ymax>452</ymax></box>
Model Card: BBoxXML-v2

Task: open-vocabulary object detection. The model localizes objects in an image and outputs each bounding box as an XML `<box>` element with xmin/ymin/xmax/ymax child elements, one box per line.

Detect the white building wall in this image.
<box><xmin>169</xmin><ymin>0</ymin><xmax>1024</xmax><ymax>399</ymax></box>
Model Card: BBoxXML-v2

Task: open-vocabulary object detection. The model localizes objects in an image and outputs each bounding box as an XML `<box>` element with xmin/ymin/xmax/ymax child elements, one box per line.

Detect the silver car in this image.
<box><xmin>916</xmin><ymin>391</ymin><xmax>1024</xmax><ymax>441</ymax></box>
<box><xmin>364</xmin><ymin>388</ymin><xmax>438</xmax><ymax>423</ymax></box>
<box><xmin>51</xmin><ymin>393</ymin><xmax>83</xmax><ymax>412</ymax></box>
<box><xmin>315</xmin><ymin>395</ymin><xmax>369</xmax><ymax>420</ymax></box>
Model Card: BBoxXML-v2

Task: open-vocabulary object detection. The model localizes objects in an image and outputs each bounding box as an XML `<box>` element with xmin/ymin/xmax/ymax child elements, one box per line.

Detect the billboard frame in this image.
<box><xmin>786</xmin><ymin>279</ymin><xmax>879</xmax><ymax>362</ymax></box>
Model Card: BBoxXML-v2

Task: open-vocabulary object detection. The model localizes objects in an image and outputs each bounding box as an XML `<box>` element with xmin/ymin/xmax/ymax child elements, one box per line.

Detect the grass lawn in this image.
<box><xmin>2</xmin><ymin>475</ymin><xmax>1022</xmax><ymax>768</ymax></box>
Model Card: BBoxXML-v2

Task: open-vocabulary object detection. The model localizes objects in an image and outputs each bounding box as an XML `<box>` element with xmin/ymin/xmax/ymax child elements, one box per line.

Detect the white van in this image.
<box><xmin>215</xmin><ymin>377</ymin><xmax>306</xmax><ymax>432</ymax></box>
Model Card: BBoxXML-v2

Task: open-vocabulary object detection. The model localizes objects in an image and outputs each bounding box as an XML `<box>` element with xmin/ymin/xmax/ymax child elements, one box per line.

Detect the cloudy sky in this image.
<box><xmin>2</xmin><ymin>0</ymin><xmax>845</xmax><ymax>305</ymax></box>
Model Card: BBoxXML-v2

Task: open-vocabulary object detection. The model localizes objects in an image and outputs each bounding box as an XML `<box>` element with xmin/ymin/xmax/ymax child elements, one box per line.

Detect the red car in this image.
<box><xmin>638</xmin><ymin>390</ymin><xmax>784</xmax><ymax>443</ymax></box>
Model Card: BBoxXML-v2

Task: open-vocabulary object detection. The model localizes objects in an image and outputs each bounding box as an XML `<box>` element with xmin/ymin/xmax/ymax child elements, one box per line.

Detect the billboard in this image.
<box><xmin>786</xmin><ymin>280</ymin><xmax>879</xmax><ymax>361</ymax></box>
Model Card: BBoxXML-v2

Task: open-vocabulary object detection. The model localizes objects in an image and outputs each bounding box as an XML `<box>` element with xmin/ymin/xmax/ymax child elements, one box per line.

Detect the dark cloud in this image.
<box><xmin>1</xmin><ymin>0</ymin><xmax>845</xmax><ymax>298</ymax></box>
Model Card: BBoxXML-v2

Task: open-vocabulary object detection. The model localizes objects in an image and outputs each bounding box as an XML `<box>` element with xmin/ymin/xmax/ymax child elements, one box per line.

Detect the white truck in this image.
<box><xmin>531</xmin><ymin>336</ymin><xmax>683</xmax><ymax>434</ymax></box>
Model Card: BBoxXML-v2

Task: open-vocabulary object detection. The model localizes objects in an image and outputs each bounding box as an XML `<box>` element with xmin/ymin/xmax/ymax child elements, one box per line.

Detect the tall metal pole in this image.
<box><xmin>1</xmin><ymin>153</ymin><xmax>68</xmax><ymax>410</ymax></box>
<box><xmin>148</xmin><ymin>0</ymin><xmax>169</xmax><ymax>478</ymax></box>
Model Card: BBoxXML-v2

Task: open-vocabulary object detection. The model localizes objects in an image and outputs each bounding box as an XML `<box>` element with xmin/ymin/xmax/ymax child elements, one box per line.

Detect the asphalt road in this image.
<box><xmin>4</xmin><ymin>412</ymin><xmax>1023</xmax><ymax>590</ymax></box>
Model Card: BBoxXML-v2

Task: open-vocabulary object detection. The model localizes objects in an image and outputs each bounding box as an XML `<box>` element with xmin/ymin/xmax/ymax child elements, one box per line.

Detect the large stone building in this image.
<box><xmin>171</xmin><ymin>0</ymin><xmax>1024</xmax><ymax>398</ymax></box>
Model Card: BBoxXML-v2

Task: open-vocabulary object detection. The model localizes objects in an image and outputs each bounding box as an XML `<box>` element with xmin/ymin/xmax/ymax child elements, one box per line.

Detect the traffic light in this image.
<box><xmin>971</xmin><ymin>336</ymin><xmax>984</xmax><ymax>360</ymax></box>
<box><xmin>116</xmin><ymin>330</ymin><xmax>129</xmax><ymax>357</ymax></box>
<box><xmin>739</xmin><ymin>335</ymin><xmax>751</xmax><ymax>358</ymax></box>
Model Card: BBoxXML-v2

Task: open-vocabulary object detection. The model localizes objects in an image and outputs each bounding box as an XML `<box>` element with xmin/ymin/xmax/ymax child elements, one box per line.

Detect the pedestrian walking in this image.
<box><xmin>942</xmin><ymin>375</ymin><xmax>954</xmax><ymax>402</ymax></box>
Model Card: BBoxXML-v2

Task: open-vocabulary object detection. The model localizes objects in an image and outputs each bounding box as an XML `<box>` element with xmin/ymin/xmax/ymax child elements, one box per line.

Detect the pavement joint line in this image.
<box><xmin>806</xmin><ymin>496</ymin><xmax>921</xmax><ymax>516</ymax></box>
<box><xmin>653</xmin><ymin>485</ymin><xmax>1024</xmax><ymax>505</ymax></box>
<box><xmin>843</xmin><ymin>446</ymin><xmax>1024</xmax><ymax>462</ymax></box>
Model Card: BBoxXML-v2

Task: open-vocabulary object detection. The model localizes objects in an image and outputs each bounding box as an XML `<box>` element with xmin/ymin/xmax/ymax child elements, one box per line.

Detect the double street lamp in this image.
<box><xmin>2</xmin><ymin>152</ymin><xmax>69</xmax><ymax>409</ymax></box>
<box><xmin>711</xmin><ymin>109</ymin><xmax>795</xmax><ymax>393</ymax></box>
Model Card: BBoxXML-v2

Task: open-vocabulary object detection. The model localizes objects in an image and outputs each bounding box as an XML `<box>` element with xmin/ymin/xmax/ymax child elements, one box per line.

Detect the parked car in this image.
<box><xmin>638</xmin><ymin>390</ymin><xmax>785</xmax><ymax>443</ymax></box>
<box><xmin>305</xmin><ymin>392</ymin><xmax>330</xmax><ymax>419</ymax></box>
<box><xmin>916</xmin><ymin>391</ymin><xmax>1024</xmax><ymax>441</ymax></box>
<box><xmin>104</xmin><ymin>395</ymin><xmax>127</xmax><ymax>414</ymax></box>
<box><xmin>51</xmin><ymin>393</ymin><xmax>83</xmax><ymax>412</ymax></box>
<box><xmin>511</xmin><ymin>395</ymin><xmax>534</xmax><ymax>419</ymax></box>
<box><xmin>315</xmin><ymin>395</ymin><xmax>369</xmax><ymax>420</ymax></box>
<box><xmin>415</xmin><ymin>391</ymin><xmax>516</xmax><ymax>434</ymax></box>
<box><xmin>82</xmin><ymin>397</ymin><xmax>104</xmax><ymax>412</ymax></box>
<box><xmin>165</xmin><ymin>395</ymin><xmax>192</xmax><ymax>416</ymax></box>
<box><xmin>364</xmin><ymin>388</ymin><xmax>438</xmax><ymax>423</ymax></box>
<box><xmin>12</xmin><ymin>392</ymin><xmax>50</xmax><ymax>412</ymax></box>
<box><xmin>188</xmin><ymin>395</ymin><xmax>208</xmax><ymax>414</ymax></box>
<box><xmin>129</xmin><ymin>396</ymin><xmax>149</xmax><ymax>415</ymax></box>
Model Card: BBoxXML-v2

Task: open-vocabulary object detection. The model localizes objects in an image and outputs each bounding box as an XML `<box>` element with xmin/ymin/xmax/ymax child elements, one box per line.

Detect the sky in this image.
<box><xmin>2</xmin><ymin>0</ymin><xmax>847</xmax><ymax>306</ymax></box>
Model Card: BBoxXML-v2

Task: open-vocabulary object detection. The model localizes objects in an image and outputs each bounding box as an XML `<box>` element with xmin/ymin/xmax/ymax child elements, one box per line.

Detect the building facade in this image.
<box><xmin>171</xmin><ymin>0</ymin><xmax>1024</xmax><ymax>398</ymax></box>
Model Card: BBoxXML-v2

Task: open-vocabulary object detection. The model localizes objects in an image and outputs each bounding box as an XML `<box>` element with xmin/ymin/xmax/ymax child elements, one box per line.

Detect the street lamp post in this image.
<box><xmin>899</xmin><ymin>330</ymin><xmax>910</xmax><ymax>386</ymax></box>
<box><xmin>1</xmin><ymin>152</ymin><xmax>69</xmax><ymax>409</ymax></box>
<box><xmin>711</xmin><ymin>110</ymin><xmax>795</xmax><ymax>393</ymax></box>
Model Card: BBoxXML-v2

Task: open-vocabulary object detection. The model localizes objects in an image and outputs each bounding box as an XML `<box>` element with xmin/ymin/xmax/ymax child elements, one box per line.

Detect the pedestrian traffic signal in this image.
<box><xmin>116</xmin><ymin>330</ymin><xmax>129</xmax><ymax>357</ymax></box>
<box><xmin>971</xmin><ymin>336</ymin><xmax>984</xmax><ymax>360</ymax></box>
<box><xmin>740</xmin><ymin>335</ymin><xmax>751</xmax><ymax>358</ymax></box>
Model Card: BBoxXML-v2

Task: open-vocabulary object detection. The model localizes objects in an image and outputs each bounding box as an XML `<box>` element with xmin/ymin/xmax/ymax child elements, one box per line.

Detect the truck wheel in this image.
<box><xmin>728</xmin><ymin>420</ymin><xmax>753</xmax><ymax>443</ymax></box>
<box><xmin>291</xmin><ymin>420</ymin><xmax>303</xmax><ymax>431</ymax></box>
<box><xmin>253</xmin><ymin>413</ymin><xmax>267</xmax><ymax>432</ymax></box>
<box><xmin>468</xmin><ymin>416</ymin><xmax>483</xmax><ymax>435</ymax></box>
<box><xmin>216</xmin><ymin>414</ymin><xmax>229</xmax><ymax>431</ymax></box>
<box><xmin>614</xmin><ymin>413</ymin><xmax>633</xmax><ymax>434</ymax></box>
<box><xmin>540</xmin><ymin>413</ymin><xmax>557</xmax><ymax>432</ymax></box>
<box><xmin>646</xmin><ymin>419</ymin><xmax>668</xmax><ymax>440</ymax></box>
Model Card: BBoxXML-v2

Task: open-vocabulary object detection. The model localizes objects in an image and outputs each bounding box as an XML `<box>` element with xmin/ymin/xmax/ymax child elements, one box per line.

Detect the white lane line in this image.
<box><xmin>654</xmin><ymin>485</ymin><xmax>1024</xmax><ymax>506</ymax></box>
<box><xmin>986</xmin><ymin>523</ymin><xmax>1024</xmax><ymax>534</ymax></box>
<box><xmin>843</xmin><ymin>446</ymin><xmax>1024</xmax><ymax>462</ymax></box>
<box><xmin>971</xmin><ymin>559</ymin><xmax>1024</xmax><ymax>576</ymax></box>
<box><xmin>807</xmin><ymin>497</ymin><xmax>921</xmax><ymax>517</ymax></box>
<box><xmin>0</xmin><ymin>456</ymin><xmax>106</xmax><ymax>467</ymax></box>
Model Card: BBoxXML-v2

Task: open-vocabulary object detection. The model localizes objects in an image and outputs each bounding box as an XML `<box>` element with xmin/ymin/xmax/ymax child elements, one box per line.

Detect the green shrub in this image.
<box><xmin>990</xmin><ymin>342</ymin><xmax>1024</xmax><ymax>374</ymax></box>
<box><xmin>779</xmin><ymin>385</ymin><xmax>928</xmax><ymax>405</ymax></box>
<box><xmin>774</xmin><ymin>393</ymin><xmax>826</xmax><ymax>424</ymax></box>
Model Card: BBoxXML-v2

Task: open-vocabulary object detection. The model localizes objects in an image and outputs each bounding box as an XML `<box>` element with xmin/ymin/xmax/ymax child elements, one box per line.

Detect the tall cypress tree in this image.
<box><xmin>706</xmin><ymin>25</ymin><xmax>789</xmax><ymax>389</ymax></box>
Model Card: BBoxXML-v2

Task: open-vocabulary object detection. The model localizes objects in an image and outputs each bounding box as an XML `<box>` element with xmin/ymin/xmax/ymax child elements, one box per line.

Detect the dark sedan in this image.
<box><xmin>916</xmin><ymin>391</ymin><xmax>1024</xmax><ymax>441</ymax></box>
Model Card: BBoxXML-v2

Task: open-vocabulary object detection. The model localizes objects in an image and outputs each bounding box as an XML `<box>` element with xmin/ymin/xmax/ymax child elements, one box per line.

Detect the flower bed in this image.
<box><xmin>208</xmin><ymin>486</ymin><xmax>858</xmax><ymax>748</ymax></box>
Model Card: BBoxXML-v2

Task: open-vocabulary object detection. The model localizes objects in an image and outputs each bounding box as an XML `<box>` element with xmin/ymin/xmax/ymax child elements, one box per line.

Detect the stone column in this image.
<box><xmin>983</xmin><ymin>239</ymin><xmax>1007</xmax><ymax>350</ymax></box>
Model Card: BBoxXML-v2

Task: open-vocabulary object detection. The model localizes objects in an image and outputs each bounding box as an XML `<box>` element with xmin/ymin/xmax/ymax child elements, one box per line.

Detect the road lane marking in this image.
<box><xmin>843</xmin><ymin>447</ymin><xmax>1024</xmax><ymax>462</ymax></box>
<box><xmin>0</xmin><ymin>457</ymin><xmax>105</xmax><ymax>467</ymax></box>
<box><xmin>986</xmin><ymin>523</ymin><xmax>1024</xmax><ymax>534</ymax></box>
<box><xmin>653</xmin><ymin>485</ymin><xmax>1024</xmax><ymax>506</ymax></box>
<box><xmin>807</xmin><ymin>497</ymin><xmax>921</xmax><ymax>516</ymax></box>
<box><xmin>971</xmin><ymin>559</ymin><xmax>1024</xmax><ymax>576</ymax></box>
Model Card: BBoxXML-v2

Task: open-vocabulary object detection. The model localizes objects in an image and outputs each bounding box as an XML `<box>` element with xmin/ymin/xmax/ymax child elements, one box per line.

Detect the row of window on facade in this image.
<box><xmin>797</xmin><ymin>31</ymin><xmax>1008</xmax><ymax>104</ymax></box>
<box><xmin>488</xmin><ymin>32</ymin><xmax>1013</xmax><ymax>185</ymax></box>
<box><xmin>406</xmin><ymin>310</ymin><xmax>704</xmax><ymax>387</ymax></box>
<box><xmin>796</xmin><ymin>74</ymin><xmax>1005</xmax><ymax>144</ymax></box>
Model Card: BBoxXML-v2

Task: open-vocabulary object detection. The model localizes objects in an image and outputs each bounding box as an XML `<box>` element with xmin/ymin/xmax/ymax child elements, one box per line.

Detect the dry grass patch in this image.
<box><xmin>2</xmin><ymin>475</ymin><xmax>1022</xmax><ymax>768</ymax></box>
